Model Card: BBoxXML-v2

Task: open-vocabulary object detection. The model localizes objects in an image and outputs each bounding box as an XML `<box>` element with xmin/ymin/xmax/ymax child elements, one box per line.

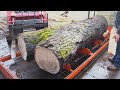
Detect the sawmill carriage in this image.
<box><xmin>18</xmin><ymin>15</ymin><xmax>108</xmax><ymax>74</ymax></box>
<box><xmin>0</xmin><ymin>12</ymin><xmax>112</xmax><ymax>79</ymax></box>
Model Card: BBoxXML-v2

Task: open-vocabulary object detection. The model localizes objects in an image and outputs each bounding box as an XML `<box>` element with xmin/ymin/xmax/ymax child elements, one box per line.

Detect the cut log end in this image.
<box><xmin>35</xmin><ymin>46</ymin><xmax>60</xmax><ymax>74</ymax></box>
<box><xmin>18</xmin><ymin>35</ymin><xmax>27</xmax><ymax>60</ymax></box>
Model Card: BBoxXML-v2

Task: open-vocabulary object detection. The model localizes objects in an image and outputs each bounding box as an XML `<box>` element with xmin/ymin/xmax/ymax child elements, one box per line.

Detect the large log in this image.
<box><xmin>35</xmin><ymin>16</ymin><xmax>108</xmax><ymax>74</ymax></box>
<box><xmin>18</xmin><ymin>26</ymin><xmax>60</xmax><ymax>60</ymax></box>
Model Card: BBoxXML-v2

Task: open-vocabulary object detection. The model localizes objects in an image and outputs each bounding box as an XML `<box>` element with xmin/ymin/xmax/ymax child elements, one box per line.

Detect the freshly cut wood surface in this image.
<box><xmin>35</xmin><ymin>46</ymin><xmax>60</xmax><ymax>74</ymax></box>
<box><xmin>108</xmin><ymin>27</ymin><xmax>117</xmax><ymax>55</ymax></box>
<box><xmin>18</xmin><ymin>27</ymin><xmax>59</xmax><ymax>60</ymax></box>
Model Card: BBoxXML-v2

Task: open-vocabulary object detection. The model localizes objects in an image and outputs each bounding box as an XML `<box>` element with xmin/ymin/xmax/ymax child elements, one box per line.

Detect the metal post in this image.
<box><xmin>22</xmin><ymin>11</ymin><xmax>23</xmax><ymax>29</ymax></box>
<box><xmin>94</xmin><ymin>11</ymin><xmax>95</xmax><ymax>16</ymax></box>
<box><xmin>41</xmin><ymin>11</ymin><xmax>42</xmax><ymax>22</ymax></box>
<box><xmin>88</xmin><ymin>11</ymin><xmax>90</xmax><ymax>18</ymax></box>
<box><xmin>28</xmin><ymin>11</ymin><xmax>29</xmax><ymax>20</ymax></box>
<box><xmin>33</xmin><ymin>11</ymin><xmax>35</xmax><ymax>26</ymax></box>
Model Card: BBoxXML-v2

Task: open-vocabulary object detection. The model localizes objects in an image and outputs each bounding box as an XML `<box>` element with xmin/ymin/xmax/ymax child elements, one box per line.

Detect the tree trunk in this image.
<box><xmin>35</xmin><ymin>16</ymin><xmax>108</xmax><ymax>74</ymax></box>
<box><xmin>18</xmin><ymin>26</ymin><xmax>60</xmax><ymax>60</ymax></box>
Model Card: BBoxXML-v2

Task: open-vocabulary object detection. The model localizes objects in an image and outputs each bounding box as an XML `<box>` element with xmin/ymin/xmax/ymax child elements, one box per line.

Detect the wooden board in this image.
<box><xmin>108</xmin><ymin>27</ymin><xmax>117</xmax><ymax>55</ymax></box>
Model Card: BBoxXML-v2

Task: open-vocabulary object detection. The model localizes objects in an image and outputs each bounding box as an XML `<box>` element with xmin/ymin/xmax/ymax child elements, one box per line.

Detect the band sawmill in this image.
<box><xmin>0</xmin><ymin>12</ymin><xmax>112</xmax><ymax>79</ymax></box>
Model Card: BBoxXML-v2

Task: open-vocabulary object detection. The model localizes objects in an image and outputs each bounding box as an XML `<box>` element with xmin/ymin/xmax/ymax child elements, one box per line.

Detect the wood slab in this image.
<box><xmin>108</xmin><ymin>27</ymin><xmax>117</xmax><ymax>55</ymax></box>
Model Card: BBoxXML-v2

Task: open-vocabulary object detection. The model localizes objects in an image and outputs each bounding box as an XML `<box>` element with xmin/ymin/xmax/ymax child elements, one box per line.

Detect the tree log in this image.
<box><xmin>18</xmin><ymin>26</ymin><xmax>60</xmax><ymax>60</ymax></box>
<box><xmin>35</xmin><ymin>16</ymin><xmax>108</xmax><ymax>74</ymax></box>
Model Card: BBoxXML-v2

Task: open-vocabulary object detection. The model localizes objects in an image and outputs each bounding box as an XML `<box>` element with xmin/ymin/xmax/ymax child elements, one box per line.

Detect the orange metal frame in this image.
<box><xmin>78</xmin><ymin>48</ymin><xmax>93</xmax><ymax>56</ymax></box>
<box><xmin>0</xmin><ymin>51</ymin><xmax>21</xmax><ymax>62</ymax></box>
<box><xmin>0</xmin><ymin>40</ymin><xmax>109</xmax><ymax>79</ymax></box>
<box><xmin>0</xmin><ymin>27</ymin><xmax>111</xmax><ymax>79</ymax></box>
<box><xmin>0</xmin><ymin>51</ymin><xmax>21</xmax><ymax>79</ymax></box>
<box><xmin>65</xmin><ymin>40</ymin><xmax>109</xmax><ymax>79</ymax></box>
<box><xmin>0</xmin><ymin>61</ymin><xmax>18</xmax><ymax>79</ymax></box>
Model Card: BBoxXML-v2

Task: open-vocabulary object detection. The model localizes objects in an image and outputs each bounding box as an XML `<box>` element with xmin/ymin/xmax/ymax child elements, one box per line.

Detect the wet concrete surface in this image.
<box><xmin>9</xmin><ymin>57</ymin><xmax>54</xmax><ymax>79</ymax></box>
<box><xmin>9</xmin><ymin>57</ymin><xmax>69</xmax><ymax>79</ymax></box>
<box><xmin>80</xmin><ymin>51</ymin><xmax>120</xmax><ymax>79</ymax></box>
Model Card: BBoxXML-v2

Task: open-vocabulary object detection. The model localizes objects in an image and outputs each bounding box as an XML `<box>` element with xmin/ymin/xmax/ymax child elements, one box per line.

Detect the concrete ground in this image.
<box><xmin>80</xmin><ymin>51</ymin><xmax>120</xmax><ymax>79</ymax></box>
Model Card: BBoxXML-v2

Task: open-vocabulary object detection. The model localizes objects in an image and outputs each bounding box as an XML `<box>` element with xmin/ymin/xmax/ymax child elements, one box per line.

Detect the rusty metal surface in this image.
<box><xmin>80</xmin><ymin>51</ymin><xmax>120</xmax><ymax>79</ymax></box>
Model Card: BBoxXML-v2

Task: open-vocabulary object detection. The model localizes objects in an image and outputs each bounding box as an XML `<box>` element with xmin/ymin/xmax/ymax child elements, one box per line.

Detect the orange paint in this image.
<box><xmin>94</xmin><ymin>40</ymin><xmax>103</xmax><ymax>46</ymax></box>
<box><xmin>64</xmin><ymin>64</ymin><xmax>73</xmax><ymax>72</ymax></box>
<box><xmin>0</xmin><ymin>51</ymin><xmax>21</xmax><ymax>62</ymax></box>
<box><xmin>78</xmin><ymin>48</ymin><xmax>92</xmax><ymax>56</ymax></box>
<box><xmin>65</xmin><ymin>41</ymin><xmax>109</xmax><ymax>79</ymax></box>
<box><xmin>0</xmin><ymin>61</ymin><xmax>18</xmax><ymax>79</ymax></box>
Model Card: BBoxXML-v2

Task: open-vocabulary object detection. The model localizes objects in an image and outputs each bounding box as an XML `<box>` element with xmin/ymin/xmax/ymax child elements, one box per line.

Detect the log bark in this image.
<box><xmin>35</xmin><ymin>16</ymin><xmax>108</xmax><ymax>74</ymax></box>
<box><xmin>18</xmin><ymin>26</ymin><xmax>60</xmax><ymax>60</ymax></box>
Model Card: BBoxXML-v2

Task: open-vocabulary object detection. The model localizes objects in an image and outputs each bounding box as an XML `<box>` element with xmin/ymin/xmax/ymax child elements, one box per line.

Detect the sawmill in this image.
<box><xmin>0</xmin><ymin>11</ymin><xmax>119</xmax><ymax>79</ymax></box>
